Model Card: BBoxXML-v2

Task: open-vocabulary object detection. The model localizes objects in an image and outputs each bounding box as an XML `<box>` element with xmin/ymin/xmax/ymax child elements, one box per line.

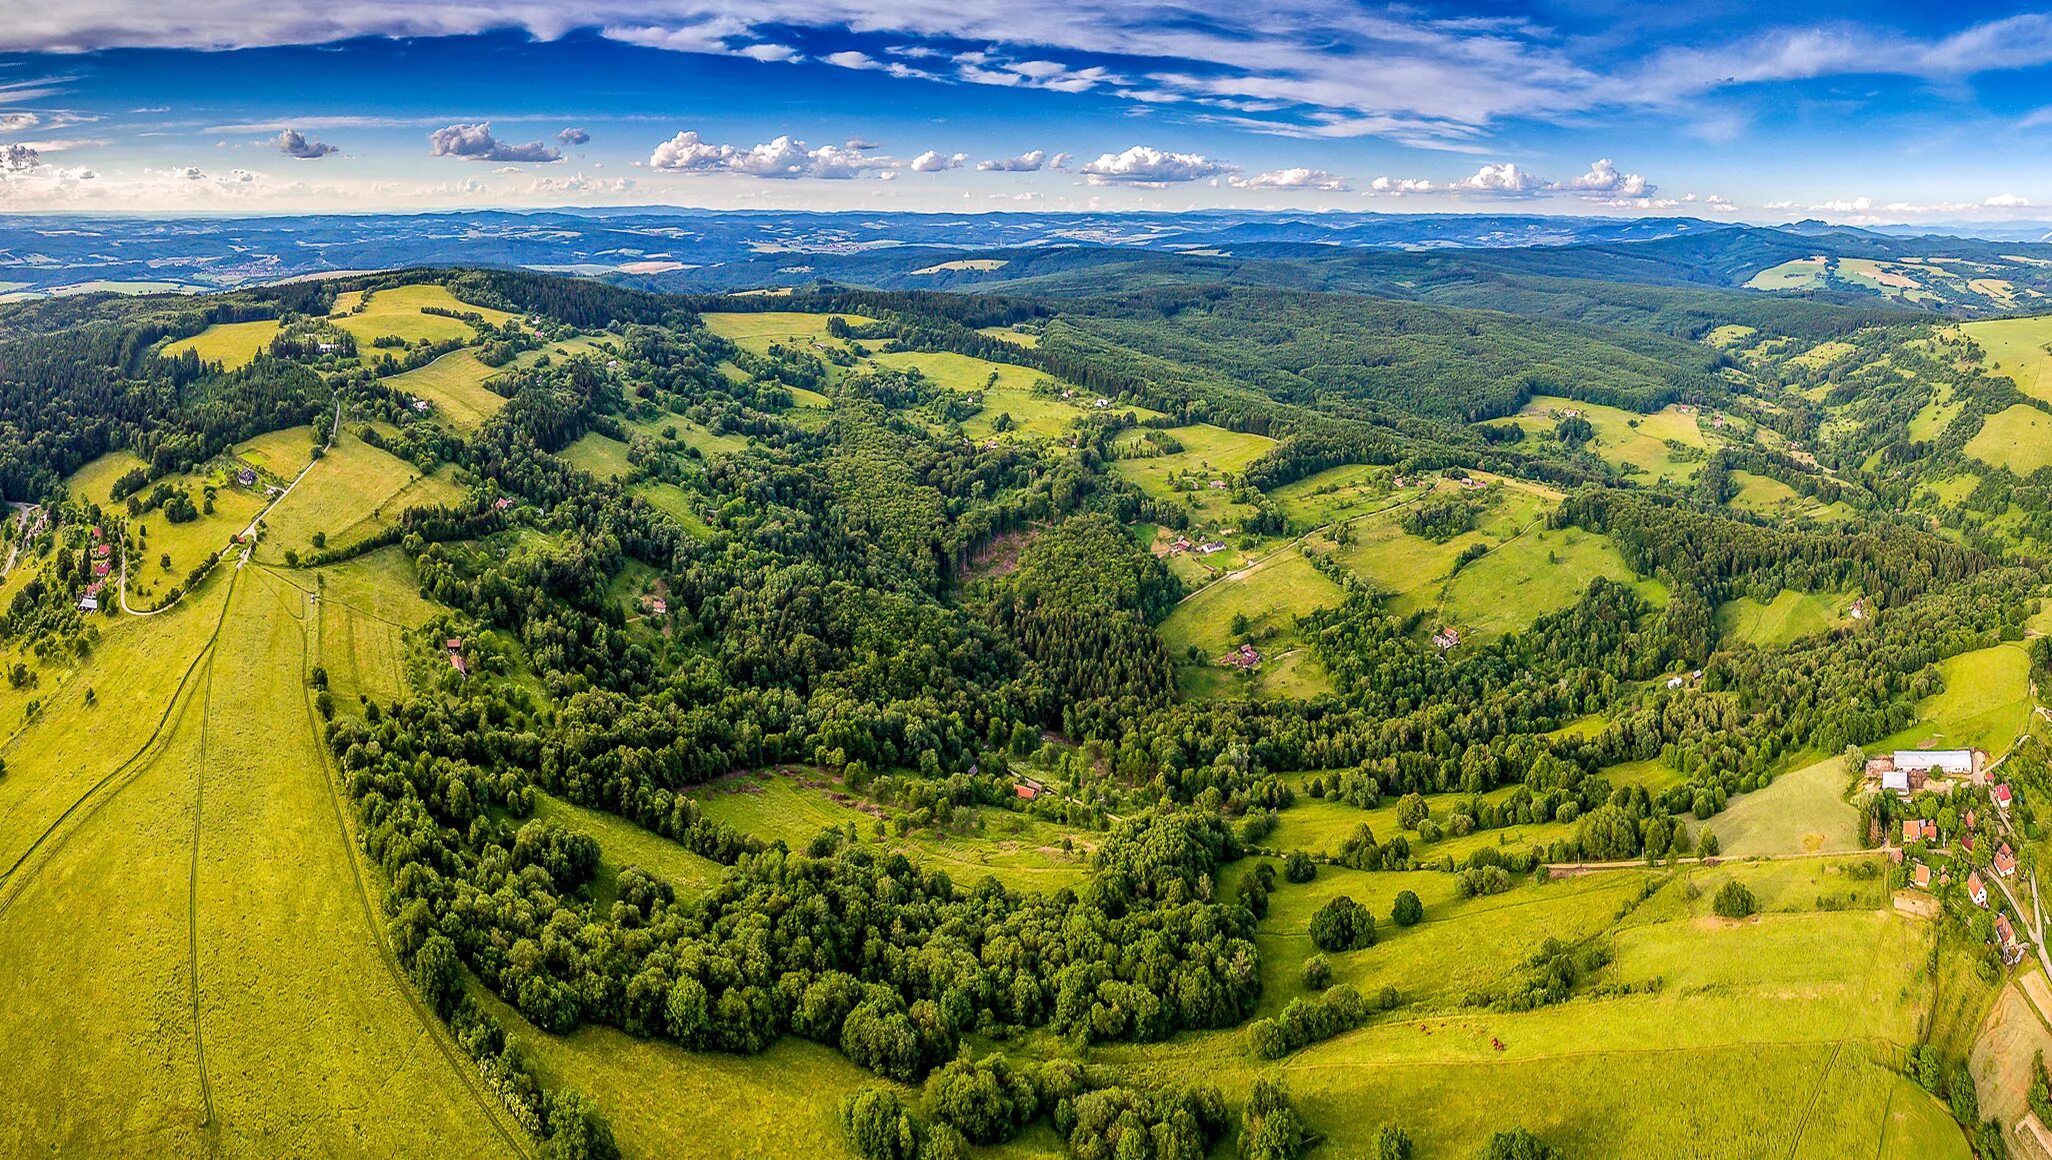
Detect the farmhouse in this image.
<box><xmin>1967</xmin><ymin>872</ymin><xmax>1988</xmax><ymax>907</ymax></box>
<box><xmin>412</xmin><ymin>399</ymin><xmax>432</xmax><ymax>414</ymax></box>
<box><xmin>236</xmin><ymin>467</ymin><xmax>258</xmax><ymax>487</ymax></box>
<box><xmin>1912</xmin><ymin>863</ymin><xmax>1931</xmax><ymax>889</ymax></box>
<box><xmin>1207</xmin><ymin>479</ymin><xmax>1227</xmax><ymax>490</ymax></box>
<box><xmin>91</xmin><ymin>542</ymin><xmax>110</xmax><ymax>559</ymax></box>
<box><xmin>1014</xmin><ymin>783</ymin><xmax>1038</xmax><ymax>801</ymax></box>
<box><xmin>1849</xmin><ymin>597</ymin><xmax>1867</xmax><ymax>621</ymax></box>
<box><xmin>1996</xmin><ymin>844</ymin><xmax>2018</xmax><ymax>878</ymax></box>
<box><xmin>1665</xmin><ymin>675</ymin><xmax>1685</xmax><ymax>690</ymax></box>
<box><xmin>1220</xmin><ymin>643</ymin><xmax>1261</xmax><ymax>670</ymax></box>
<box><xmin>1994</xmin><ymin>784</ymin><xmax>2014</xmax><ymax>810</ymax></box>
<box><xmin>1431</xmin><ymin>626</ymin><xmax>1461</xmax><ymax>651</ymax></box>
<box><xmin>1893</xmin><ymin>749</ymin><xmax>1977</xmax><ymax>777</ymax></box>
<box><xmin>648</xmin><ymin>598</ymin><xmax>668</xmax><ymax>616</ymax></box>
<box><xmin>1902</xmin><ymin>818</ymin><xmax>1936</xmax><ymax>844</ymax></box>
<box><xmin>1996</xmin><ymin>914</ymin><xmax>2025</xmax><ymax>965</ymax></box>
<box><xmin>1197</xmin><ymin>541</ymin><xmax>1227</xmax><ymax>554</ymax></box>
<box><xmin>76</xmin><ymin>593</ymin><xmax>98</xmax><ymax>611</ymax></box>
<box><xmin>493</xmin><ymin>496</ymin><xmax>514</xmax><ymax>512</ymax></box>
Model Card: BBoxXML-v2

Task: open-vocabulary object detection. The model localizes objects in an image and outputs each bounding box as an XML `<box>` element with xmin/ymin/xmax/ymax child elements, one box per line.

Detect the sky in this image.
<box><xmin>6</xmin><ymin>2</ymin><xmax>2052</xmax><ymax>222</ymax></box>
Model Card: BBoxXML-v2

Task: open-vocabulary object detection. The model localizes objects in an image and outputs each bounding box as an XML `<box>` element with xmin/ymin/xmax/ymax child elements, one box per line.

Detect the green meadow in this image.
<box><xmin>68</xmin><ymin>450</ymin><xmax>266</xmax><ymax>603</ymax></box>
<box><xmin>1870</xmin><ymin>642</ymin><xmax>2035</xmax><ymax>756</ymax></box>
<box><xmin>1965</xmin><ymin>404</ymin><xmax>2052</xmax><ymax>474</ymax></box>
<box><xmin>383</xmin><ymin>348</ymin><xmax>511</xmax><ymax>431</ymax></box>
<box><xmin>254</xmin><ymin>430</ymin><xmax>466</xmax><ymax>561</ymax></box>
<box><xmin>1705</xmin><ymin>753</ymin><xmax>1860</xmax><ymax>857</ymax></box>
<box><xmin>162</xmin><ymin>318</ymin><xmax>283</xmax><ymax>369</ymax></box>
<box><xmin>1715</xmin><ymin>588</ymin><xmax>1852</xmax><ymax>648</ymax></box>
<box><xmin>1963</xmin><ymin>313</ymin><xmax>2052</xmax><ymax>404</ymax></box>
<box><xmin>1504</xmin><ymin>396</ymin><xmax>1711</xmax><ymax>482</ymax></box>
<box><xmin>329</xmin><ymin>283</ymin><xmax>518</xmax><ymax>346</ymax></box>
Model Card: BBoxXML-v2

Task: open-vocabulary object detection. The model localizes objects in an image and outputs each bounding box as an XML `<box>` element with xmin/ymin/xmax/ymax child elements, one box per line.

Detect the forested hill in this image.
<box><xmin>2</xmin><ymin>260</ymin><xmax>2048</xmax><ymax>1160</ymax></box>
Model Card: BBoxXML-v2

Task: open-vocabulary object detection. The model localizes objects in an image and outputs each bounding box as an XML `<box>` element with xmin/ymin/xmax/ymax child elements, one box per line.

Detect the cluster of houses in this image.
<box><xmin>1892</xmin><ymin>771</ymin><xmax>2029</xmax><ymax>965</ymax></box>
<box><xmin>1219</xmin><ymin>643</ymin><xmax>1261</xmax><ymax>671</ymax></box>
<box><xmin>76</xmin><ymin>527</ymin><xmax>111</xmax><ymax>612</ymax></box>
<box><xmin>1166</xmin><ymin>535</ymin><xmax>1229</xmax><ymax>557</ymax></box>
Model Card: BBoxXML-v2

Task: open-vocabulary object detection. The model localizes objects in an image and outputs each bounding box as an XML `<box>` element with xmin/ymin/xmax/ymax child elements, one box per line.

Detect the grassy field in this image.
<box><xmin>1266</xmin><ymin>464</ymin><xmax>1407</xmax><ymax>528</ymax></box>
<box><xmin>234</xmin><ymin>425</ymin><xmax>318</xmax><ymax>480</ymax></box>
<box><xmin>1909</xmin><ymin>387</ymin><xmax>1967</xmax><ymax>441</ymax></box>
<box><xmin>68</xmin><ymin>450</ymin><xmax>267</xmax><ymax>603</ymax></box>
<box><xmin>0</xmin><ymin>568</ymin><xmax>522</xmax><ymax>1155</ymax></box>
<box><xmin>693</xmin><ymin>772</ymin><xmax>1095</xmax><ymax>893</ymax></box>
<box><xmin>1706</xmin><ymin>753</ymin><xmax>1860</xmax><ymax>856</ymax></box>
<box><xmin>1871</xmin><ymin>643</ymin><xmax>2036</xmax><ymax>755</ymax></box>
<box><xmin>299</xmin><ymin>546</ymin><xmax>437</xmax><ymax>708</ymax></box>
<box><xmin>533</xmin><ymin>792</ymin><xmax>727</xmax><ymax>900</ymax></box>
<box><xmin>866</xmin><ymin>349</ymin><xmax>1149</xmax><ymax>440</ymax></box>
<box><xmin>1505</xmin><ymin>396</ymin><xmax>1711</xmax><ymax>483</ymax></box>
<box><xmin>1715</xmin><ymin>588</ymin><xmax>1853</xmax><ymax>648</ymax></box>
<box><xmin>1159</xmin><ymin>550</ymin><xmax>1345</xmax><ymax>699</ymax></box>
<box><xmin>560</xmin><ymin>432</ymin><xmax>635</xmax><ymax>480</ymax></box>
<box><xmin>1965</xmin><ymin>404</ymin><xmax>2052</xmax><ymax>474</ymax></box>
<box><xmin>1964</xmin><ymin>314</ymin><xmax>2052</xmax><ymax>405</ymax></box>
<box><xmin>910</xmin><ymin>258</ymin><xmax>1008</xmax><ymax>274</ymax></box>
<box><xmin>977</xmin><ymin>325</ymin><xmax>1040</xmax><ymax>347</ymax></box>
<box><xmin>1123</xmin><ymin>856</ymin><xmax>1961</xmax><ymax>1160</ymax></box>
<box><xmin>1113</xmin><ymin>425</ymin><xmax>1281</xmax><ymax>583</ymax></box>
<box><xmin>329</xmin><ymin>283</ymin><xmax>518</xmax><ymax>346</ymax></box>
<box><xmin>1744</xmin><ymin>255</ymin><xmax>1831</xmax><ymax>291</ymax></box>
<box><xmin>163</xmin><ymin>318</ymin><xmax>282</xmax><ymax>369</ymax></box>
<box><xmin>255</xmin><ymin>431</ymin><xmax>466</xmax><ymax>561</ymax></box>
<box><xmin>382</xmin><ymin>349</ymin><xmax>509</xmax><ymax>431</ymax></box>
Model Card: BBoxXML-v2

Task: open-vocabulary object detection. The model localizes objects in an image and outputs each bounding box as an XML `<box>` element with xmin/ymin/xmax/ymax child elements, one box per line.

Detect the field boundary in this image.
<box><xmin>275</xmin><ymin>567</ymin><xmax>534</xmax><ymax>1159</ymax></box>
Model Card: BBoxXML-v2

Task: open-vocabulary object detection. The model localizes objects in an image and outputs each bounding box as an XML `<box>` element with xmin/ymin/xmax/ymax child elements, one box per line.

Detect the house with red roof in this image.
<box><xmin>1996</xmin><ymin>844</ymin><xmax>2018</xmax><ymax>878</ymax></box>
<box><xmin>1993</xmin><ymin>784</ymin><xmax>2014</xmax><ymax>810</ymax></box>
<box><xmin>1912</xmin><ymin>863</ymin><xmax>1932</xmax><ymax>889</ymax></box>
<box><xmin>1967</xmin><ymin>871</ymin><xmax>1988</xmax><ymax>907</ymax></box>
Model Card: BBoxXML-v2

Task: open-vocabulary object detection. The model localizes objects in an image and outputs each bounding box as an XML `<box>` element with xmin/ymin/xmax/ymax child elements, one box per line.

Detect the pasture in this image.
<box><xmin>382</xmin><ymin>349</ymin><xmax>509</xmax><ymax>431</ymax></box>
<box><xmin>301</xmin><ymin>546</ymin><xmax>437</xmax><ymax>707</ymax></box>
<box><xmin>532</xmin><ymin>792</ymin><xmax>727</xmax><ymax>900</ymax></box>
<box><xmin>254</xmin><ymin>431</ymin><xmax>466</xmax><ymax>562</ymax></box>
<box><xmin>691</xmin><ymin>772</ymin><xmax>1094</xmax><ymax>894</ymax></box>
<box><xmin>559</xmin><ymin>432</ymin><xmax>635</xmax><ymax>480</ymax></box>
<box><xmin>1434</xmin><ymin>520</ymin><xmax>1644</xmax><ymax>641</ymax></box>
<box><xmin>1744</xmin><ymin>255</ymin><xmax>1831</xmax><ymax>291</ymax></box>
<box><xmin>1871</xmin><ymin>643</ymin><xmax>2035</xmax><ymax>756</ymax></box>
<box><xmin>867</xmin><ymin>348</ymin><xmax>1145</xmax><ymax>440</ymax></box>
<box><xmin>1704</xmin><ymin>753</ymin><xmax>1859</xmax><ymax>857</ymax></box>
<box><xmin>1266</xmin><ymin>463</ymin><xmax>1407</xmax><ymax>529</ymax></box>
<box><xmin>1964</xmin><ymin>314</ymin><xmax>2052</xmax><ymax>405</ymax></box>
<box><xmin>163</xmin><ymin>318</ymin><xmax>282</xmax><ymax>369</ymax></box>
<box><xmin>0</xmin><ymin>568</ymin><xmax>523</xmax><ymax>1155</ymax></box>
<box><xmin>1503</xmin><ymin>396</ymin><xmax>1710</xmax><ymax>482</ymax></box>
<box><xmin>234</xmin><ymin>425</ymin><xmax>318</xmax><ymax>480</ymax></box>
<box><xmin>1715</xmin><ymin>588</ymin><xmax>1852</xmax><ymax>648</ymax></box>
<box><xmin>1965</xmin><ymin>404</ymin><xmax>2052</xmax><ymax>474</ymax></box>
<box><xmin>329</xmin><ymin>283</ymin><xmax>517</xmax><ymax>346</ymax></box>
<box><xmin>700</xmin><ymin>310</ymin><xmax>876</xmax><ymax>359</ymax></box>
<box><xmin>1159</xmin><ymin>551</ymin><xmax>1345</xmax><ymax>699</ymax></box>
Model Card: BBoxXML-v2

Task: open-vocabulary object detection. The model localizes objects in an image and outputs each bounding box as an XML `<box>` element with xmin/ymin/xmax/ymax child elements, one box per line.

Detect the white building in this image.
<box><xmin>1880</xmin><ymin>767</ymin><xmax>1911</xmax><ymax>793</ymax></box>
<box><xmin>1893</xmin><ymin>750</ymin><xmax>1975</xmax><ymax>776</ymax></box>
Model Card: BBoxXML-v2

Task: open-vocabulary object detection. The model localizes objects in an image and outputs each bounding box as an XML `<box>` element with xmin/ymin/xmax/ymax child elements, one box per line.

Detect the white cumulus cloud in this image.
<box><xmin>1231</xmin><ymin>167</ymin><xmax>1348</xmax><ymax>191</ymax></box>
<box><xmin>908</xmin><ymin>149</ymin><xmax>967</xmax><ymax>172</ymax></box>
<box><xmin>1079</xmin><ymin>145</ymin><xmax>1235</xmax><ymax>186</ymax></box>
<box><xmin>977</xmin><ymin>149</ymin><xmax>1048</xmax><ymax>172</ymax></box>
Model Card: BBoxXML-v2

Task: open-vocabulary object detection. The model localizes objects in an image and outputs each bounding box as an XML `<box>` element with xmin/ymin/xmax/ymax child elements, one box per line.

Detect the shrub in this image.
<box><xmin>1377</xmin><ymin>1125</ymin><xmax>1414</xmax><ymax>1160</ymax></box>
<box><xmin>922</xmin><ymin>1053</ymin><xmax>1039</xmax><ymax>1145</ymax></box>
<box><xmin>1713</xmin><ymin>880</ymin><xmax>1756</xmax><ymax>919</ymax></box>
<box><xmin>1284</xmin><ymin>850</ymin><xmax>1317</xmax><ymax>883</ymax></box>
<box><xmin>1482</xmin><ymin>1126</ymin><xmax>1560</xmax><ymax>1160</ymax></box>
<box><xmin>1301</xmin><ymin>955</ymin><xmax>1333</xmax><ymax>991</ymax></box>
<box><xmin>1309</xmin><ymin>896</ymin><xmax>1375</xmax><ymax>952</ymax></box>
<box><xmin>1391</xmin><ymin>890</ymin><xmax>1424</xmax><ymax>926</ymax></box>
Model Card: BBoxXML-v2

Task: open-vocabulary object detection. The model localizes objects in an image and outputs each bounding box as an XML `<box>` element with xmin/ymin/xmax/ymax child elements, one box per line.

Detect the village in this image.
<box><xmin>1872</xmin><ymin>748</ymin><xmax>2040</xmax><ymax>970</ymax></box>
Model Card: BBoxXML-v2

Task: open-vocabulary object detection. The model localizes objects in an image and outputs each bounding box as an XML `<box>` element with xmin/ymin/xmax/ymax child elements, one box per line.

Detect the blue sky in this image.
<box><xmin>5</xmin><ymin>2</ymin><xmax>2052</xmax><ymax>220</ymax></box>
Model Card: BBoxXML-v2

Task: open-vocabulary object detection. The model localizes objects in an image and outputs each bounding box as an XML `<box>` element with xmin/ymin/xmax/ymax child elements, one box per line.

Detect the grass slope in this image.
<box><xmin>329</xmin><ymin>283</ymin><xmax>517</xmax><ymax>346</ymax></box>
<box><xmin>255</xmin><ymin>431</ymin><xmax>466</xmax><ymax>561</ymax></box>
<box><xmin>1966</xmin><ymin>405</ymin><xmax>2052</xmax><ymax>474</ymax></box>
<box><xmin>163</xmin><ymin>319</ymin><xmax>283</xmax><ymax>370</ymax></box>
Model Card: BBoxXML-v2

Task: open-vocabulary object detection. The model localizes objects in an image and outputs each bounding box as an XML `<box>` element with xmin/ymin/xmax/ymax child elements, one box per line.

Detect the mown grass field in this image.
<box><xmin>1114</xmin><ymin>424</ymin><xmax>1281</xmax><ymax>583</ymax></box>
<box><xmin>255</xmin><ymin>431</ymin><xmax>465</xmax><ymax>561</ymax></box>
<box><xmin>1963</xmin><ymin>313</ymin><xmax>2052</xmax><ymax>405</ymax></box>
<box><xmin>1705</xmin><ymin>753</ymin><xmax>1860</xmax><ymax>857</ymax></box>
<box><xmin>162</xmin><ymin>318</ymin><xmax>282</xmax><ymax>369</ymax></box>
<box><xmin>1871</xmin><ymin>643</ymin><xmax>2035</xmax><ymax>755</ymax></box>
<box><xmin>0</xmin><ymin>567</ymin><xmax>522</xmax><ymax>1155</ymax></box>
<box><xmin>1715</xmin><ymin>588</ymin><xmax>1852</xmax><ymax>648</ymax></box>
<box><xmin>382</xmin><ymin>348</ymin><xmax>509</xmax><ymax>431</ymax></box>
<box><xmin>234</xmin><ymin>425</ymin><xmax>318</xmax><ymax>480</ymax></box>
<box><xmin>329</xmin><ymin>283</ymin><xmax>518</xmax><ymax>346</ymax></box>
<box><xmin>1160</xmin><ymin>550</ymin><xmax>1344</xmax><ymax>700</ymax></box>
<box><xmin>301</xmin><ymin>546</ymin><xmax>437</xmax><ymax>708</ymax></box>
<box><xmin>1266</xmin><ymin>463</ymin><xmax>1406</xmax><ymax>528</ymax></box>
<box><xmin>1965</xmin><ymin>404</ymin><xmax>2052</xmax><ymax>474</ymax></box>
